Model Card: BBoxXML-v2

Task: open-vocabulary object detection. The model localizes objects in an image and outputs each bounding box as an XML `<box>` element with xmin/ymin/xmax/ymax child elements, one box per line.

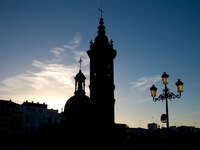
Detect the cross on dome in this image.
<box><xmin>78</xmin><ymin>57</ymin><xmax>82</xmax><ymax>70</ymax></box>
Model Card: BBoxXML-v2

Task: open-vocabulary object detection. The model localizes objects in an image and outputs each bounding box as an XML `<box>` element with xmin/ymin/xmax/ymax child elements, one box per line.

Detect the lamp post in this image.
<box><xmin>150</xmin><ymin>72</ymin><xmax>183</xmax><ymax>129</ymax></box>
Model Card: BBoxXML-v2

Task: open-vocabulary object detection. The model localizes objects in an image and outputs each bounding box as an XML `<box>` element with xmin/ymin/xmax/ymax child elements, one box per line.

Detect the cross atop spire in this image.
<box><xmin>97</xmin><ymin>8</ymin><xmax>105</xmax><ymax>36</ymax></box>
<box><xmin>78</xmin><ymin>57</ymin><xmax>82</xmax><ymax>70</ymax></box>
<box><xmin>98</xmin><ymin>8</ymin><xmax>104</xmax><ymax>18</ymax></box>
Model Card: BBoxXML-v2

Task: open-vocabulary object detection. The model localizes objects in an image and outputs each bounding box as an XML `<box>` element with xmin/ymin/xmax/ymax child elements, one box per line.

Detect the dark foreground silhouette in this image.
<box><xmin>1</xmin><ymin>124</ymin><xmax>200</xmax><ymax>150</ymax></box>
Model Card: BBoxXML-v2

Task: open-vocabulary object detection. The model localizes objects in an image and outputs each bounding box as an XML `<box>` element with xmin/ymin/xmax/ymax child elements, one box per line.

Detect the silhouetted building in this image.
<box><xmin>46</xmin><ymin>109</ymin><xmax>61</xmax><ymax>125</ymax></box>
<box><xmin>22</xmin><ymin>101</ymin><xmax>61</xmax><ymax>133</ymax></box>
<box><xmin>177</xmin><ymin>125</ymin><xmax>197</xmax><ymax>132</ymax></box>
<box><xmin>22</xmin><ymin>101</ymin><xmax>47</xmax><ymax>133</ymax></box>
<box><xmin>64</xmin><ymin>69</ymin><xmax>92</xmax><ymax>127</ymax></box>
<box><xmin>0</xmin><ymin>99</ymin><xmax>21</xmax><ymax>136</ymax></box>
<box><xmin>62</xmin><ymin>16</ymin><xmax>121</xmax><ymax>148</ymax></box>
<box><xmin>148</xmin><ymin>122</ymin><xmax>159</xmax><ymax>131</ymax></box>
<box><xmin>127</xmin><ymin>127</ymin><xmax>149</xmax><ymax>134</ymax></box>
<box><xmin>87</xmin><ymin>15</ymin><xmax>117</xmax><ymax>128</ymax></box>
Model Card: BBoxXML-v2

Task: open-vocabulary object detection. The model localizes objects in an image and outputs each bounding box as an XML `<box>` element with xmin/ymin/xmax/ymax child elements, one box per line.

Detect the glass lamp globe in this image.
<box><xmin>161</xmin><ymin>72</ymin><xmax>169</xmax><ymax>85</ymax></box>
<box><xmin>176</xmin><ymin>79</ymin><xmax>183</xmax><ymax>93</ymax></box>
<box><xmin>150</xmin><ymin>85</ymin><xmax>157</xmax><ymax>98</ymax></box>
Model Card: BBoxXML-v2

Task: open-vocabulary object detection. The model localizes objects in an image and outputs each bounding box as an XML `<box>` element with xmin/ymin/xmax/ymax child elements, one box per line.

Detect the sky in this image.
<box><xmin>0</xmin><ymin>0</ymin><xmax>200</xmax><ymax>128</ymax></box>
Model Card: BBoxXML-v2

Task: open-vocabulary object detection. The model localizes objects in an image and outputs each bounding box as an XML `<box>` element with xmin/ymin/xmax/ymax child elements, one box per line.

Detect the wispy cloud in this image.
<box><xmin>50</xmin><ymin>47</ymin><xmax>65</xmax><ymax>58</ymax></box>
<box><xmin>0</xmin><ymin>33</ymin><xmax>89</xmax><ymax>111</ymax></box>
<box><xmin>63</xmin><ymin>32</ymin><xmax>81</xmax><ymax>50</ymax></box>
<box><xmin>73</xmin><ymin>51</ymin><xmax>90</xmax><ymax>67</ymax></box>
<box><xmin>49</xmin><ymin>32</ymin><xmax>82</xmax><ymax>62</ymax></box>
<box><xmin>130</xmin><ymin>75</ymin><xmax>160</xmax><ymax>91</ymax></box>
<box><xmin>129</xmin><ymin>75</ymin><xmax>161</xmax><ymax>103</ymax></box>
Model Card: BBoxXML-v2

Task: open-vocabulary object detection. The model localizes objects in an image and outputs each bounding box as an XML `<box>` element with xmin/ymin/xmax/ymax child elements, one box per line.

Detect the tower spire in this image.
<box><xmin>93</xmin><ymin>8</ymin><xmax>110</xmax><ymax>47</ymax></box>
<box><xmin>97</xmin><ymin>8</ymin><xmax>105</xmax><ymax>35</ymax></box>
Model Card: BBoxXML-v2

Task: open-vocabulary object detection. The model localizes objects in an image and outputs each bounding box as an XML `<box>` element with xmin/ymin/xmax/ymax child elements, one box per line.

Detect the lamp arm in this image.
<box><xmin>153</xmin><ymin>93</ymin><xmax>165</xmax><ymax>102</ymax></box>
<box><xmin>167</xmin><ymin>91</ymin><xmax>181</xmax><ymax>100</ymax></box>
<box><xmin>153</xmin><ymin>90</ymin><xmax>181</xmax><ymax>102</ymax></box>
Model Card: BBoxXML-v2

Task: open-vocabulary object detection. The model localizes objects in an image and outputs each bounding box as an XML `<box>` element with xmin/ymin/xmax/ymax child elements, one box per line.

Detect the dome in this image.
<box><xmin>64</xmin><ymin>90</ymin><xmax>91</xmax><ymax>113</ymax></box>
<box><xmin>63</xmin><ymin>66</ymin><xmax>91</xmax><ymax>123</ymax></box>
<box><xmin>74</xmin><ymin>70</ymin><xmax>86</xmax><ymax>82</ymax></box>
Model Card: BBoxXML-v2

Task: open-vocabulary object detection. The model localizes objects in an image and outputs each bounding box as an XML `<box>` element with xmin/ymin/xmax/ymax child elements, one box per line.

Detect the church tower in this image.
<box><xmin>87</xmin><ymin>14</ymin><xmax>117</xmax><ymax>127</ymax></box>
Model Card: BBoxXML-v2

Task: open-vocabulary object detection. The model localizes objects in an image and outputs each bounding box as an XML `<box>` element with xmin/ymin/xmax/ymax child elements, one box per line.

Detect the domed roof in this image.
<box><xmin>64</xmin><ymin>90</ymin><xmax>91</xmax><ymax>113</ymax></box>
<box><xmin>64</xmin><ymin>64</ymin><xmax>91</xmax><ymax>118</ymax></box>
<box><xmin>74</xmin><ymin>70</ymin><xmax>86</xmax><ymax>82</ymax></box>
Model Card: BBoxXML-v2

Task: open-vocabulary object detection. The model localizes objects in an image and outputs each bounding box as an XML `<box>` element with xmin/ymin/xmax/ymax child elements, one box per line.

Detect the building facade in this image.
<box><xmin>0</xmin><ymin>99</ymin><xmax>21</xmax><ymax>136</ymax></box>
<box><xmin>22</xmin><ymin>101</ymin><xmax>61</xmax><ymax>133</ymax></box>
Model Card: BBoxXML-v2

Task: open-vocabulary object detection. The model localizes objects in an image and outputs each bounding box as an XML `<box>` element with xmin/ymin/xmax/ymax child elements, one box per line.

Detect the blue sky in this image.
<box><xmin>0</xmin><ymin>0</ymin><xmax>200</xmax><ymax>128</ymax></box>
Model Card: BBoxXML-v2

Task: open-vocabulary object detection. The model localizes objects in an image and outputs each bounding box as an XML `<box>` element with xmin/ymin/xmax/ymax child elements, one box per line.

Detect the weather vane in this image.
<box><xmin>78</xmin><ymin>57</ymin><xmax>82</xmax><ymax>70</ymax></box>
<box><xmin>98</xmin><ymin>8</ymin><xmax>104</xmax><ymax>18</ymax></box>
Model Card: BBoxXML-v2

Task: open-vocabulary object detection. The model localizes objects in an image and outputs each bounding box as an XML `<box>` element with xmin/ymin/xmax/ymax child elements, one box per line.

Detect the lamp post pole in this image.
<box><xmin>164</xmin><ymin>85</ymin><xmax>169</xmax><ymax>129</ymax></box>
<box><xmin>150</xmin><ymin>72</ymin><xmax>184</xmax><ymax>129</ymax></box>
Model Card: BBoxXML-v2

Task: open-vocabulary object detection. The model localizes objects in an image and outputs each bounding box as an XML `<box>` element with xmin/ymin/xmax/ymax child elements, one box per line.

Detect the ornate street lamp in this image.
<box><xmin>150</xmin><ymin>84</ymin><xmax>157</xmax><ymax>98</ymax></box>
<box><xmin>176</xmin><ymin>79</ymin><xmax>184</xmax><ymax>95</ymax></box>
<box><xmin>150</xmin><ymin>72</ymin><xmax>184</xmax><ymax>129</ymax></box>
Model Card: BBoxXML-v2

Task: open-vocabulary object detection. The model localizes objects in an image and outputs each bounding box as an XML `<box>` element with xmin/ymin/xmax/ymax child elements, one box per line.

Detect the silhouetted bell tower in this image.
<box><xmin>74</xmin><ymin>58</ymin><xmax>86</xmax><ymax>95</ymax></box>
<box><xmin>87</xmin><ymin>14</ymin><xmax>117</xmax><ymax>127</ymax></box>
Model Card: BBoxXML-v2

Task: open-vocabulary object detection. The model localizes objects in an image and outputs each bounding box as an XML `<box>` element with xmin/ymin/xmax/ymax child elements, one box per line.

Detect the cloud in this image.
<box><xmin>73</xmin><ymin>51</ymin><xmax>90</xmax><ymax>67</ymax></box>
<box><xmin>0</xmin><ymin>33</ymin><xmax>89</xmax><ymax>111</ymax></box>
<box><xmin>0</xmin><ymin>62</ymin><xmax>77</xmax><ymax>93</ymax></box>
<box><xmin>50</xmin><ymin>48</ymin><xmax>65</xmax><ymax>58</ymax></box>
<box><xmin>130</xmin><ymin>75</ymin><xmax>160</xmax><ymax>91</ymax></box>
<box><xmin>129</xmin><ymin>75</ymin><xmax>161</xmax><ymax>103</ymax></box>
<box><xmin>49</xmin><ymin>33</ymin><xmax>82</xmax><ymax>62</ymax></box>
<box><xmin>63</xmin><ymin>32</ymin><xmax>81</xmax><ymax>50</ymax></box>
